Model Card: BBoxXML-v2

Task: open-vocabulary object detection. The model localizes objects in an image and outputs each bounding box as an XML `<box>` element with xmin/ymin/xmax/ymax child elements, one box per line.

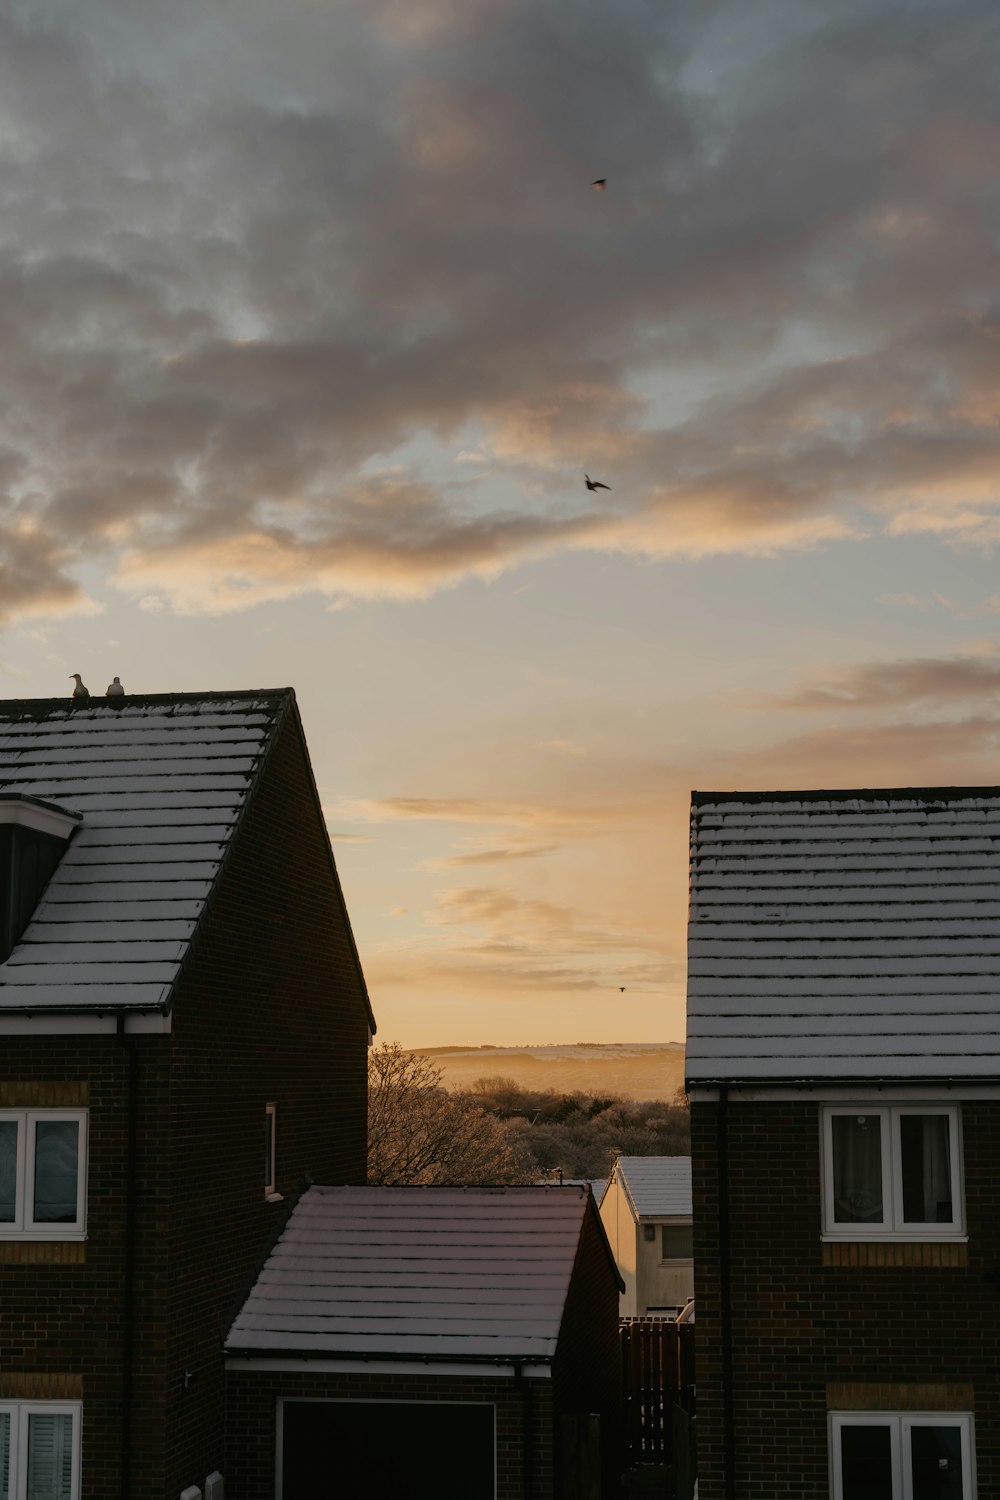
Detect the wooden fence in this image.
<box><xmin>620</xmin><ymin>1318</ymin><xmax>695</xmax><ymax>1468</ymax></box>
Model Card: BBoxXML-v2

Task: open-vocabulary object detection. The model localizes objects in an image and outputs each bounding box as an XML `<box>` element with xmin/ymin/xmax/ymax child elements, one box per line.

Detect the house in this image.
<box><xmin>685</xmin><ymin>787</ymin><xmax>1000</xmax><ymax>1500</ymax></box>
<box><xmin>598</xmin><ymin>1156</ymin><xmax>693</xmax><ymax>1318</ymax></box>
<box><xmin>224</xmin><ymin>1183</ymin><xmax>625</xmax><ymax>1500</ymax></box>
<box><xmin>0</xmin><ymin>690</ymin><xmax>374</xmax><ymax>1499</ymax></box>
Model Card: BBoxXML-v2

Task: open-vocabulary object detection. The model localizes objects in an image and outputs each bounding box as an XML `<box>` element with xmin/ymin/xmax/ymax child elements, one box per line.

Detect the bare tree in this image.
<box><xmin>367</xmin><ymin>1043</ymin><xmax>534</xmax><ymax>1186</ymax></box>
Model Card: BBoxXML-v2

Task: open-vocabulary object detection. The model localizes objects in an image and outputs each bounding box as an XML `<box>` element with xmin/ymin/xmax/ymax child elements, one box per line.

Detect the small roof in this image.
<box><xmin>0</xmin><ymin>690</ymin><xmax>349</xmax><ymax>1015</ymax></box>
<box><xmin>606</xmin><ymin>1157</ymin><xmax>692</xmax><ymax>1218</ymax></box>
<box><xmin>687</xmin><ymin>788</ymin><xmax>1000</xmax><ymax>1083</ymax></box>
<box><xmin>226</xmin><ymin>1184</ymin><xmax>614</xmax><ymax>1362</ymax></box>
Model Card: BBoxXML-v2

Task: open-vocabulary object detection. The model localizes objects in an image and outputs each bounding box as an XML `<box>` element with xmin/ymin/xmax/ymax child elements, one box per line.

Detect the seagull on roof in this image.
<box><xmin>106</xmin><ymin>676</ymin><xmax>125</xmax><ymax>698</ymax></box>
<box><xmin>69</xmin><ymin>673</ymin><xmax>89</xmax><ymax>700</ymax></box>
<box><xmin>585</xmin><ymin>475</ymin><xmax>611</xmax><ymax>492</ymax></box>
<box><xmin>592</xmin><ymin>179</ymin><xmax>607</xmax><ymax>189</ymax></box>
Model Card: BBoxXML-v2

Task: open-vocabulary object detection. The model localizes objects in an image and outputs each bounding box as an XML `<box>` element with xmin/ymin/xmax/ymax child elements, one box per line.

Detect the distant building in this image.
<box><xmin>598</xmin><ymin>1155</ymin><xmax>693</xmax><ymax>1317</ymax></box>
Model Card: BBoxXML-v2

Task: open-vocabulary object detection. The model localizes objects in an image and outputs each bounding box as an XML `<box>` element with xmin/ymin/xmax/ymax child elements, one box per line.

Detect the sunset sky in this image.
<box><xmin>3</xmin><ymin>0</ymin><xmax>1000</xmax><ymax>1047</ymax></box>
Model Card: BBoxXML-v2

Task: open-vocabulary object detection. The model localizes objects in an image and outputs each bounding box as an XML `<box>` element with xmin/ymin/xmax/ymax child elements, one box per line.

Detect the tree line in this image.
<box><xmin>368</xmin><ymin>1042</ymin><xmax>690</xmax><ymax>1186</ymax></box>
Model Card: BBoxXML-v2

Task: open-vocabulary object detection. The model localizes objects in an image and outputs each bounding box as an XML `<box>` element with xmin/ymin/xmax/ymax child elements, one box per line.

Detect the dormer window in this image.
<box><xmin>0</xmin><ymin>796</ymin><xmax>81</xmax><ymax>963</ymax></box>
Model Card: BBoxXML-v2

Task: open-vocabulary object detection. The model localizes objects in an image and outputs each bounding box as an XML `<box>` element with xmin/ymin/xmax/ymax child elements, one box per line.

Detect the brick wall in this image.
<box><xmin>553</xmin><ymin>1198</ymin><xmax>622</xmax><ymax>1494</ymax></box>
<box><xmin>0</xmin><ymin>1032</ymin><xmax>171</xmax><ymax>1498</ymax></box>
<box><xmin>225</xmin><ymin>1367</ymin><xmax>556</xmax><ymax>1500</ymax></box>
<box><xmin>691</xmin><ymin>1097</ymin><xmax>1000</xmax><ymax>1499</ymax></box>
<box><xmin>161</xmin><ymin>703</ymin><xmax>371</xmax><ymax>1496</ymax></box>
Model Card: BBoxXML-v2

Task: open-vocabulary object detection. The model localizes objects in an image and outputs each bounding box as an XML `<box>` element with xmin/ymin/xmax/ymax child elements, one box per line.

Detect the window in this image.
<box><xmin>264</xmin><ymin>1102</ymin><xmax>277</xmax><ymax>1198</ymax></box>
<box><xmin>822</xmin><ymin>1106</ymin><xmax>963</xmax><ymax>1238</ymax></box>
<box><xmin>830</xmin><ymin>1412</ymin><xmax>974</xmax><ymax>1500</ymax></box>
<box><xmin>661</xmin><ymin>1224</ymin><xmax>694</xmax><ymax>1260</ymax></box>
<box><xmin>0</xmin><ymin>1402</ymin><xmax>81</xmax><ymax>1500</ymax></box>
<box><xmin>0</xmin><ymin>1112</ymin><xmax>87</xmax><ymax>1239</ymax></box>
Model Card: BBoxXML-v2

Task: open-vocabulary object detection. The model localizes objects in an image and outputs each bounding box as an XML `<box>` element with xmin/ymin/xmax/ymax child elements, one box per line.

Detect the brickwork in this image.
<box><xmin>692</xmin><ymin>1097</ymin><xmax>1000</xmax><ymax>1499</ymax></box>
<box><xmin>161</xmin><ymin>703</ymin><xmax>371</xmax><ymax>1497</ymax></box>
<box><xmin>0</xmin><ymin>1033</ymin><xmax>170</xmax><ymax>1498</ymax></box>
<box><xmin>553</xmin><ymin>1199</ymin><xmax>623</xmax><ymax>1495</ymax></box>
<box><xmin>225</xmin><ymin>1367</ymin><xmax>557</xmax><ymax>1500</ymax></box>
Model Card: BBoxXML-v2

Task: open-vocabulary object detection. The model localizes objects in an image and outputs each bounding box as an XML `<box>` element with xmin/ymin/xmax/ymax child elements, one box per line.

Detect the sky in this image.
<box><xmin>1</xmin><ymin>0</ymin><xmax>1000</xmax><ymax>1048</ymax></box>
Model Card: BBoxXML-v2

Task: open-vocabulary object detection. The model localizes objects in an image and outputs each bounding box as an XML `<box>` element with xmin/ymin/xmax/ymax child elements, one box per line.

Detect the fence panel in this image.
<box><xmin>620</xmin><ymin>1318</ymin><xmax>693</xmax><ymax>1468</ymax></box>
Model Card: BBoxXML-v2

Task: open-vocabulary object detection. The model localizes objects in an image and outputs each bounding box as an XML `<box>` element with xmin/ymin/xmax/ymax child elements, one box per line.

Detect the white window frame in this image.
<box><xmin>829</xmin><ymin>1411</ymin><xmax>975</xmax><ymax>1500</ymax></box>
<box><xmin>265</xmin><ymin>1102</ymin><xmax>277</xmax><ymax>1199</ymax></box>
<box><xmin>0</xmin><ymin>1110</ymin><xmax>88</xmax><ymax>1240</ymax></box>
<box><xmin>0</xmin><ymin>1400</ymin><xmax>82</xmax><ymax>1500</ymax></box>
<box><xmin>821</xmin><ymin>1104</ymin><xmax>964</xmax><ymax>1240</ymax></box>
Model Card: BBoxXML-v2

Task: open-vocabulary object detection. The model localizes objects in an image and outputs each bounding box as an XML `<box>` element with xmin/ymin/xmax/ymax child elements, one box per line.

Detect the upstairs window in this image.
<box><xmin>830</xmin><ymin>1412</ymin><xmax>974</xmax><ymax>1500</ymax></box>
<box><xmin>0</xmin><ymin>1112</ymin><xmax>87</xmax><ymax>1239</ymax></box>
<box><xmin>0</xmin><ymin>1401</ymin><xmax>81</xmax><ymax>1500</ymax></box>
<box><xmin>822</xmin><ymin>1106</ymin><xmax>963</xmax><ymax>1238</ymax></box>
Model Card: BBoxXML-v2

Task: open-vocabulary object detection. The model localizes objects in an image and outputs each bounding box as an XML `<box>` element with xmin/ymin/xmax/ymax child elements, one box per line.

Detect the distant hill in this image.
<box><xmin>414</xmin><ymin>1042</ymin><xmax>686</xmax><ymax>1101</ymax></box>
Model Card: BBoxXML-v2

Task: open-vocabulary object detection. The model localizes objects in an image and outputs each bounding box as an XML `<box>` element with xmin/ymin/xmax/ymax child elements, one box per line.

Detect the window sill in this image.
<box><xmin>821</xmin><ymin>1233</ymin><xmax>967</xmax><ymax>1244</ymax></box>
<box><xmin>0</xmin><ymin>1231</ymin><xmax>86</xmax><ymax>1242</ymax></box>
<box><xmin>265</xmin><ymin>1191</ymin><xmax>283</xmax><ymax>1204</ymax></box>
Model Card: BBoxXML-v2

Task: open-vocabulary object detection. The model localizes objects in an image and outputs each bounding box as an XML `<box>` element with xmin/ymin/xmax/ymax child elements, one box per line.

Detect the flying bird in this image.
<box><xmin>106</xmin><ymin>676</ymin><xmax>125</xmax><ymax>698</ymax></box>
<box><xmin>592</xmin><ymin>179</ymin><xmax>607</xmax><ymax>189</ymax></box>
<box><xmin>69</xmin><ymin>673</ymin><xmax>89</xmax><ymax>700</ymax></box>
<box><xmin>585</xmin><ymin>475</ymin><xmax>611</xmax><ymax>492</ymax></box>
<box><xmin>619</xmin><ymin>987</ymin><xmax>627</xmax><ymax>993</ymax></box>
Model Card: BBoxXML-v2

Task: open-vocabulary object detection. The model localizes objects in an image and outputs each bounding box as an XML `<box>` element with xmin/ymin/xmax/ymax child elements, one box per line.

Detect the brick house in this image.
<box><xmin>685</xmin><ymin>788</ymin><xmax>1000</xmax><ymax>1500</ymax></box>
<box><xmin>224</xmin><ymin>1183</ymin><xmax>624</xmax><ymax>1500</ymax></box>
<box><xmin>0</xmin><ymin>690</ymin><xmax>374</xmax><ymax>1499</ymax></box>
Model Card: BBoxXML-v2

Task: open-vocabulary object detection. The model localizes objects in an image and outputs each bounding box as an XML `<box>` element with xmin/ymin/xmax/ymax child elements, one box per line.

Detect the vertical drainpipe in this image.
<box><xmin>117</xmin><ymin>1014</ymin><xmax>139</xmax><ymax>1500</ymax></box>
<box><xmin>718</xmin><ymin>1083</ymin><xmax>736</xmax><ymax>1500</ymax></box>
<box><xmin>513</xmin><ymin>1362</ymin><xmax>533</xmax><ymax>1500</ymax></box>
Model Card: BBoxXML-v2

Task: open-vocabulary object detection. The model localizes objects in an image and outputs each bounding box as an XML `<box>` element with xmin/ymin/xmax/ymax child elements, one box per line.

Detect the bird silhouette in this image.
<box><xmin>585</xmin><ymin>475</ymin><xmax>611</xmax><ymax>492</ymax></box>
<box><xmin>592</xmin><ymin>179</ymin><xmax>607</xmax><ymax>190</ymax></box>
<box><xmin>619</xmin><ymin>986</ymin><xmax>627</xmax><ymax>993</ymax></box>
<box><xmin>106</xmin><ymin>676</ymin><xmax>125</xmax><ymax>698</ymax></box>
<box><xmin>69</xmin><ymin>673</ymin><xmax>89</xmax><ymax>700</ymax></box>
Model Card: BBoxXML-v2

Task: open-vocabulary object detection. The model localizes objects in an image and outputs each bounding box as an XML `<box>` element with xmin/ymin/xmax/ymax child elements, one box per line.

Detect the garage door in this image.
<box><xmin>280</xmin><ymin>1399</ymin><xmax>496</xmax><ymax>1500</ymax></box>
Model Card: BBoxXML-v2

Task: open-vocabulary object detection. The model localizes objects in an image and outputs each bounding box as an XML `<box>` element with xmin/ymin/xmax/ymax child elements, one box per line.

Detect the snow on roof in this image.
<box><xmin>610</xmin><ymin>1157</ymin><xmax>692</xmax><ymax>1218</ymax></box>
<box><xmin>0</xmin><ymin>691</ymin><xmax>289</xmax><ymax>1011</ymax></box>
<box><xmin>686</xmin><ymin>788</ymin><xmax>1000</xmax><ymax>1082</ymax></box>
<box><xmin>226</xmin><ymin>1185</ymin><xmax>597</xmax><ymax>1362</ymax></box>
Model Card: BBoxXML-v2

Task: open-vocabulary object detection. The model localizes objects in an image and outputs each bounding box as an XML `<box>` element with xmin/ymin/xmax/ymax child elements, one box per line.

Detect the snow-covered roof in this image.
<box><xmin>609</xmin><ymin>1157</ymin><xmax>692</xmax><ymax>1219</ymax></box>
<box><xmin>0</xmin><ymin>691</ymin><xmax>289</xmax><ymax>1011</ymax></box>
<box><xmin>687</xmin><ymin>789</ymin><xmax>1000</xmax><ymax>1083</ymax></box>
<box><xmin>226</xmin><ymin>1185</ymin><xmax>603</xmax><ymax>1362</ymax></box>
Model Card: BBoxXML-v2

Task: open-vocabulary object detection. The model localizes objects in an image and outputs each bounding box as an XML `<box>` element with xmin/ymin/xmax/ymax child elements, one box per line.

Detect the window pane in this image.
<box><xmin>901</xmin><ymin>1115</ymin><xmax>953</xmax><ymax>1224</ymax></box>
<box><xmin>33</xmin><ymin>1122</ymin><xmax>79</xmax><ymax>1224</ymax></box>
<box><xmin>265</xmin><ymin>1111</ymin><xmax>273</xmax><ymax>1188</ymax></box>
<box><xmin>0</xmin><ymin>1411</ymin><xmax>10</xmax><ymax>1500</ymax></box>
<box><xmin>840</xmin><ymin>1423</ymin><xmax>894</xmax><ymax>1500</ymax></box>
<box><xmin>832</xmin><ymin>1115</ymin><xmax>884</xmax><ymax>1223</ymax></box>
<box><xmin>910</xmin><ymin>1424</ymin><xmax>964</xmax><ymax>1500</ymax></box>
<box><xmin>661</xmin><ymin>1226</ymin><xmax>694</xmax><ymax>1258</ymax></box>
<box><xmin>0</xmin><ymin>1122</ymin><xmax>16</xmax><ymax>1223</ymax></box>
<box><xmin>25</xmin><ymin>1412</ymin><xmax>73</xmax><ymax>1500</ymax></box>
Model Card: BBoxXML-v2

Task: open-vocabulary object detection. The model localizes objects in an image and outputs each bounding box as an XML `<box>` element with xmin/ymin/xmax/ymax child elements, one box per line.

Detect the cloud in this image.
<box><xmin>771</xmin><ymin>652</ymin><xmax>1000</xmax><ymax>710</ymax></box>
<box><xmin>425</xmin><ymin>843</ymin><xmax>558</xmax><ymax>869</ymax></box>
<box><xmin>0</xmin><ymin>1</ymin><xmax>997</xmax><ymax>618</ymax></box>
